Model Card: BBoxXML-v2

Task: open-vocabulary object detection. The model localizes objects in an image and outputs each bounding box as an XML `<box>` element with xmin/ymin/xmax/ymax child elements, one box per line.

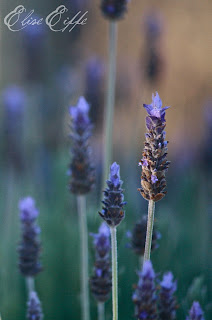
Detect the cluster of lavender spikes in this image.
<box><xmin>101</xmin><ymin>0</ymin><xmax>129</xmax><ymax>20</ymax></box>
<box><xmin>99</xmin><ymin>162</ymin><xmax>126</xmax><ymax>227</ymax></box>
<box><xmin>133</xmin><ymin>261</ymin><xmax>177</xmax><ymax>320</ymax></box>
<box><xmin>69</xmin><ymin>97</ymin><xmax>95</xmax><ymax>194</ymax></box>
<box><xmin>90</xmin><ymin>223</ymin><xmax>112</xmax><ymax>302</ymax></box>
<box><xmin>139</xmin><ymin>92</ymin><xmax>170</xmax><ymax>202</ymax></box>
<box><xmin>127</xmin><ymin>215</ymin><xmax>161</xmax><ymax>256</ymax></box>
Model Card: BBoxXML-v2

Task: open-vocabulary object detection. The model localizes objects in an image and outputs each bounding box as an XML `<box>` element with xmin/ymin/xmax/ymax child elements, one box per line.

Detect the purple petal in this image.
<box><xmin>151</xmin><ymin>175</ymin><xmax>158</xmax><ymax>184</ymax></box>
<box><xmin>110</xmin><ymin>162</ymin><xmax>120</xmax><ymax>187</ymax></box>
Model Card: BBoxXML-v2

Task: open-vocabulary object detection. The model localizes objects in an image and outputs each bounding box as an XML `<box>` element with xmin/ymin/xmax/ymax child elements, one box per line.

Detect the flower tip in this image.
<box><xmin>142</xmin><ymin>260</ymin><xmax>155</xmax><ymax>278</ymax></box>
<box><xmin>161</xmin><ymin>272</ymin><xmax>176</xmax><ymax>290</ymax></box>
<box><xmin>99</xmin><ymin>222</ymin><xmax>110</xmax><ymax>236</ymax></box>
<box><xmin>189</xmin><ymin>301</ymin><xmax>204</xmax><ymax>319</ymax></box>
<box><xmin>109</xmin><ymin>162</ymin><xmax>120</xmax><ymax>186</ymax></box>
<box><xmin>77</xmin><ymin>96</ymin><xmax>90</xmax><ymax>112</ymax></box>
<box><xmin>19</xmin><ymin>196</ymin><xmax>35</xmax><ymax>212</ymax></box>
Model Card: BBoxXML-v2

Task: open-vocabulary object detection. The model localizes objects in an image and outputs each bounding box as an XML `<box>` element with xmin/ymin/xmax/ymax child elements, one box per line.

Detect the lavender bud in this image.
<box><xmin>69</xmin><ymin>97</ymin><xmax>95</xmax><ymax>194</ymax></box>
<box><xmin>90</xmin><ymin>223</ymin><xmax>112</xmax><ymax>302</ymax></box>
<box><xmin>159</xmin><ymin>272</ymin><xmax>177</xmax><ymax>320</ymax></box>
<box><xmin>99</xmin><ymin>162</ymin><xmax>126</xmax><ymax>227</ymax></box>
<box><xmin>132</xmin><ymin>261</ymin><xmax>157</xmax><ymax>320</ymax></box>
<box><xmin>129</xmin><ymin>215</ymin><xmax>161</xmax><ymax>256</ymax></box>
<box><xmin>101</xmin><ymin>0</ymin><xmax>129</xmax><ymax>20</ymax></box>
<box><xmin>18</xmin><ymin>197</ymin><xmax>42</xmax><ymax>277</ymax></box>
<box><xmin>186</xmin><ymin>302</ymin><xmax>205</xmax><ymax>320</ymax></box>
<box><xmin>138</xmin><ymin>92</ymin><xmax>170</xmax><ymax>202</ymax></box>
<box><xmin>27</xmin><ymin>291</ymin><xmax>43</xmax><ymax>320</ymax></box>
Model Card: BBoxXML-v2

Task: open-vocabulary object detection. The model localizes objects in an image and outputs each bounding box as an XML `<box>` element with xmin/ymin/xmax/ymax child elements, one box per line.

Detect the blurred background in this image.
<box><xmin>0</xmin><ymin>0</ymin><xmax>212</xmax><ymax>319</ymax></box>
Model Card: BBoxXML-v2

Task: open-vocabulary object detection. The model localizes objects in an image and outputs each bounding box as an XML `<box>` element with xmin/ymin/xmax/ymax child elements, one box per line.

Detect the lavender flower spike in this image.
<box><xmin>159</xmin><ymin>272</ymin><xmax>177</xmax><ymax>320</ymax></box>
<box><xmin>18</xmin><ymin>197</ymin><xmax>42</xmax><ymax>277</ymax></box>
<box><xmin>27</xmin><ymin>291</ymin><xmax>43</xmax><ymax>320</ymax></box>
<box><xmin>99</xmin><ymin>162</ymin><xmax>126</xmax><ymax>227</ymax></box>
<box><xmin>186</xmin><ymin>301</ymin><xmax>205</xmax><ymax>320</ymax></box>
<box><xmin>139</xmin><ymin>92</ymin><xmax>170</xmax><ymax>202</ymax></box>
<box><xmin>129</xmin><ymin>215</ymin><xmax>161</xmax><ymax>256</ymax></box>
<box><xmin>90</xmin><ymin>223</ymin><xmax>112</xmax><ymax>302</ymax></box>
<box><xmin>69</xmin><ymin>96</ymin><xmax>95</xmax><ymax>194</ymax></box>
<box><xmin>101</xmin><ymin>0</ymin><xmax>129</xmax><ymax>20</ymax></box>
<box><xmin>132</xmin><ymin>260</ymin><xmax>157</xmax><ymax>320</ymax></box>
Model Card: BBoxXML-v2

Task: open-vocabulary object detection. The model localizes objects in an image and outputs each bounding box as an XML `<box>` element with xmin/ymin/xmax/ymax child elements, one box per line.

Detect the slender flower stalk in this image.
<box><xmin>99</xmin><ymin>162</ymin><xmax>126</xmax><ymax>320</ymax></box>
<box><xmin>77</xmin><ymin>195</ymin><xmax>90</xmax><ymax>320</ymax></box>
<box><xmin>101</xmin><ymin>0</ymin><xmax>129</xmax><ymax>187</ymax></box>
<box><xmin>98</xmin><ymin>302</ymin><xmax>105</xmax><ymax>320</ymax></box>
<box><xmin>69</xmin><ymin>97</ymin><xmax>95</xmax><ymax>320</ymax></box>
<box><xmin>138</xmin><ymin>92</ymin><xmax>170</xmax><ymax>263</ymax></box>
<box><xmin>111</xmin><ymin>227</ymin><xmax>118</xmax><ymax>320</ymax></box>
<box><xmin>103</xmin><ymin>21</ymin><xmax>117</xmax><ymax>186</ymax></box>
<box><xmin>144</xmin><ymin>200</ymin><xmax>155</xmax><ymax>262</ymax></box>
<box><xmin>18</xmin><ymin>197</ymin><xmax>42</xmax><ymax>295</ymax></box>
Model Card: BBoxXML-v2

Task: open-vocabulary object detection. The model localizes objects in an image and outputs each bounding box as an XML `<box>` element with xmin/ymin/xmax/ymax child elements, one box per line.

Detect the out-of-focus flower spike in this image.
<box><xmin>27</xmin><ymin>291</ymin><xmax>43</xmax><ymax>320</ymax></box>
<box><xmin>69</xmin><ymin>96</ymin><xmax>95</xmax><ymax>194</ymax></box>
<box><xmin>132</xmin><ymin>260</ymin><xmax>157</xmax><ymax>319</ymax></box>
<box><xmin>159</xmin><ymin>272</ymin><xmax>177</xmax><ymax>320</ymax></box>
<box><xmin>129</xmin><ymin>215</ymin><xmax>161</xmax><ymax>256</ymax></box>
<box><xmin>2</xmin><ymin>85</ymin><xmax>26</xmax><ymax>171</ymax></box>
<box><xmin>186</xmin><ymin>301</ymin><xmax>205</xmax><ymax>320</ymax></box>
<box><xmin>84</xmin><ymin>57</ymin><xmax>105</xmax><ymax>130</ymax></box>
<box><xmin>18</xmin><ymin>197</ymin><xmax>42</xmax><ymax>277</ymax></box>
<box><xmin>101</xmin><ymin>0</ymin><xmax>129</xmax><ymax>20</ymax></box>
<box><xmin>138</xmin><ymin>92</ymin><xmax>170</xmax><ymax>202</ymax></box>
<box><xmin>90</xmin><ymin>223</ymin><xmax>112</xmax><ymax>302</ymax></box>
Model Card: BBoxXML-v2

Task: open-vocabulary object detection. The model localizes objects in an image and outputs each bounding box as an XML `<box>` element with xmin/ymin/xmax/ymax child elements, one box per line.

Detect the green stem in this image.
<box><xmin>77</xmin><ymin>195</ymin><xmax>90</xmax><ymax>320</ymax></box>
<box><xmin>143</xmin><ymin>200</ymin><xmax>155</xmax><ymax>263</ymax></box>
<box><xmin>110</xmin><ymin>227</ymin><xmax>118</xmax><ymax>320</ymax></box>
<box><xmin>26</xmin><ymin>276</ymin><xmax>35</xmax><ymax>295</ymax></box>
<box><xmin>97</xmin><ymin>302</ymin><xmax>105</xmax><ymax>320</ymax></box>
<box><xmin>103</xmin><ymin>22</ymin><xmax>118</xmax><ymax>187</ymax></box>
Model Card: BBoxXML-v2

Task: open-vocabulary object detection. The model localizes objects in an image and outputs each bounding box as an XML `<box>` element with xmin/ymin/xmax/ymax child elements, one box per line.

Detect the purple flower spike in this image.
<box><xmin>90</xmin><ymin>223</ymin><xmax>112</xmax><ymax>302</ymax></box>
<box><xmin>90</xmin><ymin>222</ymin><xmax>110</xmax><ymax>258</ymax></box>
<box><xmin>129</xmin><ymin>215</ymin><xmax>161</xmax><ymax>256</ymax></box>
<box><xmin>18</xmin><ymin>197</ymin><xmax>42</xmax><ymax>277</ymax></box>
<box><xmin>99</xmin><ymin>162</ymin><xmax>126</xmax><ymax>227</ymax></box>
<box><xmin>27</xmin><ymin>291</ymin><xmax>43</xmax><ymax>320</ymax></box>
<box><xmin>159</xmin><ymin>272</ymin><xmax>177</xmax><ymax>320</ymax></box>
<box><xmin>139</xmin><ymin>92</ymin><xmax>170</xmax><ymax>202</ymax></box>
<box><xmin>133</xmin><ymin>261</ymin><xmax>157</xmax><ymax>320</ymax></box>
<box><xmin>186</xmin><ymin>301</ymin><xmax>205</xmax><ymax>320</ymax></box>
<box><xmin>69</xmin><ymin>96</ymin><xmax>95</xmax><ymax>194</ymax></box>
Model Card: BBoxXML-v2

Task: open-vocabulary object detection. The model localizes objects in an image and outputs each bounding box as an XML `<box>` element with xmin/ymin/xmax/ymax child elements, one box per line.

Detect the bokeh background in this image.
<box><xmin>0</xmin><ymin>0</ymin><xmax>212</xmax><ymax>319</ymax></box>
